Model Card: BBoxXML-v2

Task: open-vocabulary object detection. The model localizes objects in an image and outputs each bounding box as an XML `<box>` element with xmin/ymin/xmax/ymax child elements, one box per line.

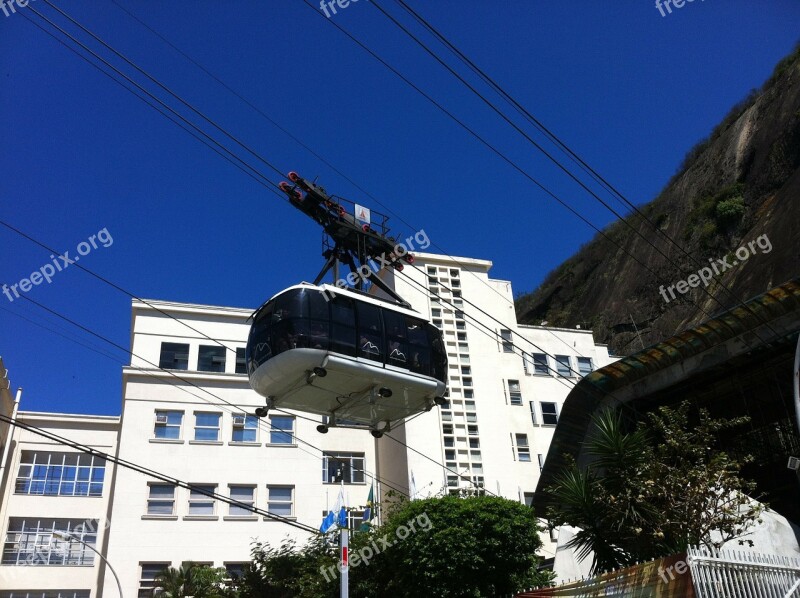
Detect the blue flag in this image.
<box><xmin>321</xmin><ymin>485</ymin><xmax>346</xmax><ymax>533</ymax></box>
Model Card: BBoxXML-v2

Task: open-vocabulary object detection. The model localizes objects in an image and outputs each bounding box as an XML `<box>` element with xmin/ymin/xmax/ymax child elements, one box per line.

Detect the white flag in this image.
<box><xmin>355</xmin><ymin>204</ymin><xmax>371</xmax><ymax>224</ymax></box>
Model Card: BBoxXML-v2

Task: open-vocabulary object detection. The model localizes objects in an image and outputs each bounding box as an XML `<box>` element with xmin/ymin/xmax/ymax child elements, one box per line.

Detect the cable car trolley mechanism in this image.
<box><xmin>246</xmin><ymin>172</ymin><xmax>448</xmax><ymax>437</ymax></box>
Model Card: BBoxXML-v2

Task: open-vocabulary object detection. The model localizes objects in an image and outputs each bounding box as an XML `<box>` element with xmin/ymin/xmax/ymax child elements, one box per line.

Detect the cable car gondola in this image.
<box><xmin>246</xmin><ymin>283</ymin><xmax>447</xmax><ymax>436</ymax></box>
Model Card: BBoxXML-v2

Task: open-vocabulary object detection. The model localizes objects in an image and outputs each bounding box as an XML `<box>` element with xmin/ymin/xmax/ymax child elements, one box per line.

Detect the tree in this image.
<box><xmin>368</xmin><ymin>494</ymin><xmax>553</xmax><ymax>597</ymax></box>
<box><xmin>544</xmin><ymin>401</ymin><xmax>764</xmax><ymax>574</ymax></box>
<box><xmin>240</xmin><ymin>495</ymin><xmax>553</xmax><ymax>597</ymax></box>
<box><xmin>240</xmin><ymin>536</ymin><xmax>338</xmax><ymax>598</ymax></box>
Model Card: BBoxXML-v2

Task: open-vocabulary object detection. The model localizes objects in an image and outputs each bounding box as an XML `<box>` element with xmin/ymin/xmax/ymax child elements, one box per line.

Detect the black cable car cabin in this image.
<box><xmin>246</xmin><ymin>283</ymin><xmax>447</xmax><ymax>434</ymax></box>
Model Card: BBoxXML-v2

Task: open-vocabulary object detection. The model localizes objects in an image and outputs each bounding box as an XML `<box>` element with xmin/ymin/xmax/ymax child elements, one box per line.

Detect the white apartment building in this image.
<box><xmin>0</xmin><ymin>252</ymin><xmax>614</xmax><ymax>596</ymax></box>
<box><xmin>103</xmin><ymin>299</ymin><xmax>377</xmax><ymax>597</ymax></box>
<box><xmin>0</xmin><ymin>407</ymin><xmax>120</xmax><ymax>598</ymax></box>
<box><xmin>376</xmin><ymin>253</ymin><xmax>613</xmax><ymax>556</ymax></box>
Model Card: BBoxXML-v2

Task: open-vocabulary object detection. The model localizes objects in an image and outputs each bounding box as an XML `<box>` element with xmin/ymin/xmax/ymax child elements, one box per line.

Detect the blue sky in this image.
<box><xmin>1</xmin><ymin>0</ymin><xmax>798</xmax><ymax>416</ymax></box>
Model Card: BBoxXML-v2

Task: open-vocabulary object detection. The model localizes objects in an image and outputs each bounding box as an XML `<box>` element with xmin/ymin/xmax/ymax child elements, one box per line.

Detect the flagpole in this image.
<box><xmin>341</xmin><ymin>525</ymin><xmax>349</xmax><ymax>598</ymax></box>
<box><xmin>339</xmin><ymin>479</ymin><xmax>348</xmax><ymax>598</ymax></box>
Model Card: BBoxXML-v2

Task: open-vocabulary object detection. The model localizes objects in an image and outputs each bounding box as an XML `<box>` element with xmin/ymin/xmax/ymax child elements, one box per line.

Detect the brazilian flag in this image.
<box><xmin>359</xmin><ymin>485</ymin><xmax>374</xmax><ymax>531</ymax></box>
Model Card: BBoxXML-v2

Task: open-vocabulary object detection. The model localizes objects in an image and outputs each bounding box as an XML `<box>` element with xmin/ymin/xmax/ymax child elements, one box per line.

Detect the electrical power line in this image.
<box><xmin>0</xmin><ymin>412</ymin><xmax>320</xmax><ymax>534</ymax></box>
<box><xmin>15</xmin><ymin>1</ymin><xmax>777</xmax><ymax>504</ymax></box>
<box><xmin>370</xmin><ymin>0</ymin><xmax>783</xmax><ymax>342</ymax></box>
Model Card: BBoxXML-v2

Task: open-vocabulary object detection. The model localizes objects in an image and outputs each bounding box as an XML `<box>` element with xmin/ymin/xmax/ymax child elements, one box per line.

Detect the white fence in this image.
<box><xmin>688</xmin><ymin>545</ymin><xmax>800</xmax><ymax>598</ymax></box>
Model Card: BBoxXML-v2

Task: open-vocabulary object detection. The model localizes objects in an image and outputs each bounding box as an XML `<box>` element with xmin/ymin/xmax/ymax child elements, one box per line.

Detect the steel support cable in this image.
<box><xmin>374</xmin><ymin>0</ymin><xmax>783</xmax><ymax>342</ymax></box>
<box><xmin>0</xmin><ymin>412</ymin><xmax>320</xmax><ymax>533</ymax></box>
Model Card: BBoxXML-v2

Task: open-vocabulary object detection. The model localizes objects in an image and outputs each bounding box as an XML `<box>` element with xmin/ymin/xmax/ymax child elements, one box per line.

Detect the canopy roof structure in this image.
<box><xmin>534</xmin><ymin>278</ymin><xmax>800</xmax><ymax>522</ymax></box>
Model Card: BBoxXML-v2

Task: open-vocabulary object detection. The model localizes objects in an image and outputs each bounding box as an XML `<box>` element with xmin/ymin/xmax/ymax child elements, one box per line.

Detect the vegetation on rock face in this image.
<box><xmin>684</xmin><ymin>182</ymin><xmax>747</xmax><ymax>249</ymax></box>
<box><xmin>543</xmin><ymin>401</ymin><xmax>764</xmax><ymax>575</ymax></box>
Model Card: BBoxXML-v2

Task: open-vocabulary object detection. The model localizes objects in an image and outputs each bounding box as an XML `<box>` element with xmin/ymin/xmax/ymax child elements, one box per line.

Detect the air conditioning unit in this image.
<box><xmin>232</xmin><ymin>415</ymin><xmax>246</xmax><ymax>427</ymax></box>
<box><xmin>788</xmin><ymin>456</ymin><xmax>800</xmax><ymax>471</ymax></box>
<box><xmin>155</xmin><ymin>414</ymin><xmax>168</xmax><ymax>425</ymax></box>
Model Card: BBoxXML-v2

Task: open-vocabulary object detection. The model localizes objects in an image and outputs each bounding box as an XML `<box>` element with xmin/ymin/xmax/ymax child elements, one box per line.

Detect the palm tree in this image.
<box><xmin>153</xmin><ymin>563</ymin><xmax>235</xmax><ymax>598</ymax></box>
<box><xmin>545</xmin><ymin>402</ymin><xmax>761</xmax><ymax>575</ymax></box>
<box><xmin>545</xmin><ymin>409</ymin><xmax>653</xmax><ymax>573</ymax></box>
<box><xmin>153</xmin><ymin>564</ymin><xmax>195</xmax><ymax>597</ymax></box>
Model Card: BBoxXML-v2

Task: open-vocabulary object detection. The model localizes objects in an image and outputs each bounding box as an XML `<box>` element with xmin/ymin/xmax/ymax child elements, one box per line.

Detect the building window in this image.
<box><xmin>147</xmin><ymin>484</ymin><xmax>175</xmax><ymax>515</ymax></box>
<box><xmin>523</xmin><ymin>492</ymin><xmax>534</xmax><ymax>507</ymax></box>
<box><xmin>529</xmin><ymin>401</ymin><xmax>537</xmax><ymax>425</ymax></box>
<box><xmin>2</xmin><ymin>518</ymin><xmax>97</xmax><ymax>566</ymax></box>
<box><xmin>198</xmin><ymin>345</ymin><xmax>226</xmax><ymax>372</ymax></box>
<box><xmin>268</xmin><ymin>415</ymin><xmax>294</xmax><ymax>445</ymax></box>
<box><xmin>140</xmin><ymin>563</ymin><xmax>170</xmax><ymax>598</ymax></box>
<box><xmin>461</xmin><ymin>366</ymin><xmax>471</xmax><ymax>375</ymax></box>
<box><xmin>231</xmin><ymin>413</ymin><xmax>258</xmax><ymax>443</ymax></box>
<box><xmin>0</xmin><ymin>593</ymin><xmax>91</xmax><ymax>598</ymax></box>
<box><xmin>225</xmin><ymin>562</ymin><xmax>249</xmax><ymax>581</ymax></box>
<box><xmin>188</xmin><ymin>485</ymin><xmax>216</xmax><ymax>516</ymax></box>
<box><xmin>522</xmin><ymin>353</ymin><xmax>533</xmax><ymax>374</ymax></box>
<box><xmin>15</xmin><ymin>451</ymin><xmax>104</xmax><ymax>497</ymax></box>
<box><xmin>267</xmin><ymin>486</ymin><xmax>294</xmax><ymax>517</ymax></box>
<box><xmin>532</xmin><ymin>353</ymin><xmax>549</xmax><ymax>375</ymax></box>
<box><xmin>344</xmin><ymin>509</ymin><xmax>365</xmax><ymax>530</ymax></box>
<box><xmin>322</xmin><ymin>453</ymin><xmax>365</xmax><ymax>484</ymax></box>
<box><xmin>500</xmin><ymin>329</ymin><xmax>514</xmax><ymax>352</ymax></box>
<box><xmin>235</xmin><ymin>348</ymin><xmax>247</xmax><ymax>374</ymax></box>
<box><xmin>194</xmin><ymin>412</ymin><xmax>221</xmax><ymax>441</ymax></box>
<box><xmin>555</xmin><ymin>355</ymin><xmax>572</xmax><ymax>377</ymax></box>
<box><xmin>228</xmin><ymin>485</ymin><xmax>256</xmax><ymax>517</ymax></box>
<box><xmin>541</xmin><ymin>402</ymin><xmax>559</xmax><ymax>426</ymax></box>
<box><xmin>577</xmin><ymin>356</ymin><xmax>593</xmax><ymax>377</ymax></box>
<box><xmin>515</xmin><ymin>434</ymin><xmax>531</xmax><ymax>462</ymax></box>
<box><xmin>508</xmin><ymin>380</ymin><xmax>522</xmax><ymax>405</ymax></box>
<box><xmin>154</xmin><ymin>410</ymin><xmax>183</xmax><ymax>440</ymax></box>
<box><xmin>159</xmin><ymin>342</ymin><xmax>189</xmax><ymax>370</ymax></box>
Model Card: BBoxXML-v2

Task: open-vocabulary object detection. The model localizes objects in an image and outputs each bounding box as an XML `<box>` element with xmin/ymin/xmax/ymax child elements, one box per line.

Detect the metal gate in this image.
<box><xmin>688</xmin><ymin>545</ymin><xmax>800</xmax><ymax>597</ymax></box>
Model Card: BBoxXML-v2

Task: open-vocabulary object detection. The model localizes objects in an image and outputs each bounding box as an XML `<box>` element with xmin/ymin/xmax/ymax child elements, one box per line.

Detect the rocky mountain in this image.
<box><xmin>515</xmin><ymin>45</ymin><xmax>800</xmax><ymax>356</ymax></box>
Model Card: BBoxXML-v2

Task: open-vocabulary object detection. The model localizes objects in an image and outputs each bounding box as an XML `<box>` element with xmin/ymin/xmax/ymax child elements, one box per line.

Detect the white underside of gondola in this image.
<box><xmin>249</xmin><ymin>349</ymin><xmax>446</xmax><ymax>428</ymax></box>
